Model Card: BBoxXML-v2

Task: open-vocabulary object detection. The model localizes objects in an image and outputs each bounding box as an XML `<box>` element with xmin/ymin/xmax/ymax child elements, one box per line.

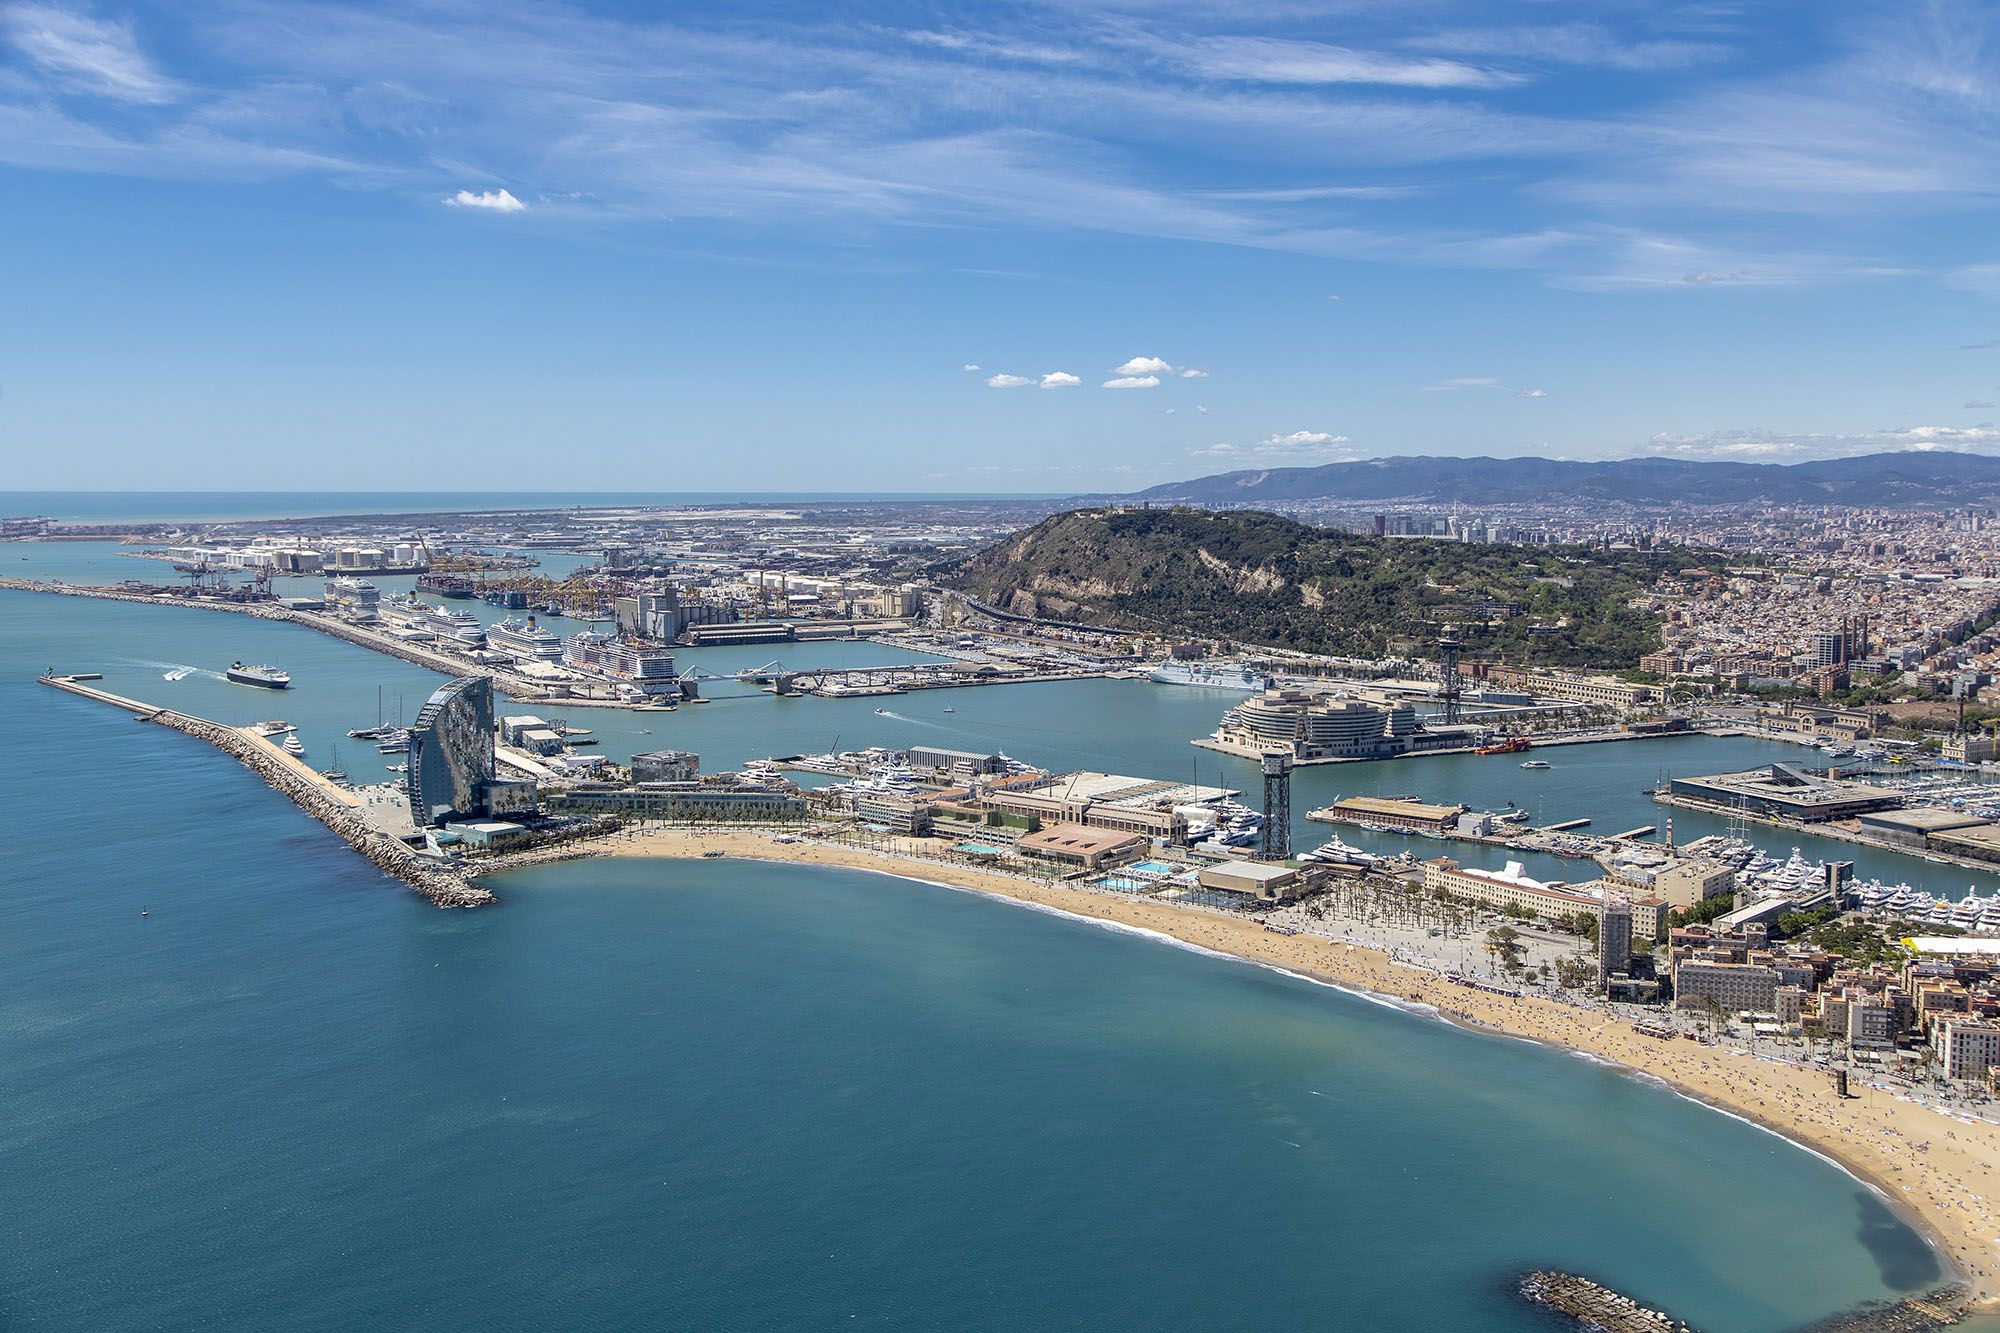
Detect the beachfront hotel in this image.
<box><xmin>1422</xmin><ymin>857</ymin><xmax>1602</xmax><ymax>921</ymax></box>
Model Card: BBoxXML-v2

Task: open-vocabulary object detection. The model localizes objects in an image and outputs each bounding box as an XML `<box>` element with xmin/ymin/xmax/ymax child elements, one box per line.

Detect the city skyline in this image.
<box><xmin>4</xmin><ymin>0</ymin><xmax>2000</xmax><ymax>489</ymax></box>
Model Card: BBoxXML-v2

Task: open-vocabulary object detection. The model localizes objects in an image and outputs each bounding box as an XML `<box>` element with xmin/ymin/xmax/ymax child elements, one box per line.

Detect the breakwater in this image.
<box><xmin>38</xmin><ymin>673</ymin><xmax>491</xmax><ymax>909</ymax></box>
<box><xmin>1519</xmin><ymin>1271</ymin><xmax>1695</xmax><ymax>1331</ymax></box>
<box><xmin>1520</xmin><ymin>1270</ymin><xmax>1977</xmax><ymax>1332</ymax></box>
<box><xmin>0</xmin><ymin>576</ymin><xmax>555</xmax><ymax>697</ymax></box>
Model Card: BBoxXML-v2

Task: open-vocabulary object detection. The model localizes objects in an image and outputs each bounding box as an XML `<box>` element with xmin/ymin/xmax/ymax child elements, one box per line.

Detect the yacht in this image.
<box><xmin>1519</xmin><ymin>759</ymin><xmax>1551</xmax><ymax>770</ymax></box>
<box><xmin>282</xmin><ymin>734</ymin><xmax>305</xmax><ymax>756</ymax></box>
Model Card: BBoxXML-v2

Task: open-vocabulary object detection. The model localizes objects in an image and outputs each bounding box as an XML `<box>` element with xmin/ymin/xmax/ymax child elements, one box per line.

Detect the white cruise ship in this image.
<box><xmin>1148</xmin><ymin>661</ymin><xmax>1274</xmax><ymax>691</ymax></box>
<box><xmin>486</xmin><ymin>615</ymin><xmax>564</xmax><ymax>663</ymax></box>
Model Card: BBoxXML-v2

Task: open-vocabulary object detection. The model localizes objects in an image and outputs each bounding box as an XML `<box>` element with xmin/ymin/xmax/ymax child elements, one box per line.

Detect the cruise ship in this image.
<box><xmin>379</xmin><ymin>595</ymin><xmax>486</xmax><ymax>648</ymax></box>
<box><xmin>485</xmin><ymin>615</ymin><xmax>564</xmax><ymax>664</ymax></box>
<box><xmin>1148</xmin><ymin>661</ymin><xmax>1274</xmax><ymax>691</ymax></box>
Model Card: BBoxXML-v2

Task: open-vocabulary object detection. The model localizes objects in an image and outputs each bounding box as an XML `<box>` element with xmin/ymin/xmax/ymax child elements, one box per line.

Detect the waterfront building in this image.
<box><xmin>1942</xmin><ymin>732</ymin><xmax>2000</xmax><ymax>765</ymax></box>
<box><xmin>1479</xmin><ymin>667</ymin><xmax>1655</xmax><ymax>709</ymax></box>
<box><xmin>1422</xmin><ymin>857</ymin><xmax>1602</xmax><ymax>922</ymax></box>
<box><xmin>1210</xmin><ymin>688</ymin><xmax>1482</xmax><ymax>761</ymax></box>
<box><xmin>1665</xmin><ymin>765</ymin><xmax>1902</xmax><ymax>822</ymax></box>
<box><xmin>547</xmin><ymin>781</ymin><xmax>807</xmax><ymax>823</ymax></box>
<box><xmin>907</xmin><ymin>746</ymin><xmax>1009</xmax><ymax>781</ymax></box>
<box><xmin>1674</xmin><ymin>960</ymin><xmax>1782</xmax><ymax>1014</ymax></box>
<box><xmin>406</xmin><ymin>676</ymin><xmax>497</xmax><ymax>827</ymax></box>
<box><xmin>1016</xmin><ymin>823</ymin><xmax>1146</xmax><ymax>869</ymax></box>
<box><xmin>1323</xmin><ymin>796</ymin><xmax>1464</xmax><ymax>834</ymax></box>
<box><xmin>1196</xmin><ymin>861</ymin><xmax>1301</xmax><ymax>902</ymax></box>
<box><xmin>1934</xmin><ymin>1019</ymin><xmax>2000</xmax><ymax>1082</ymax></box>
<box><xmin>1599</xmin><ymin>894</ymin><xmax>1633</xmax><ymax>986</ymax></box>
<box><xmin>630</xmin><ymin>750</ymin><xmax>700</xmax><ymax>783</ymax></box>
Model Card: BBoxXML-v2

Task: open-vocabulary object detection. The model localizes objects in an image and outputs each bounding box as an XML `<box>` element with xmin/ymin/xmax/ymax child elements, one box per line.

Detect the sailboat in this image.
<box><xmin>322</xmin><ymin>742</ymin><xmax>348</xmax><ymax>784</ymax></box>
<box><xmin>349</xmin><ymin>686</ymin><xmax>393</xmax><ymax>739</ymax></box>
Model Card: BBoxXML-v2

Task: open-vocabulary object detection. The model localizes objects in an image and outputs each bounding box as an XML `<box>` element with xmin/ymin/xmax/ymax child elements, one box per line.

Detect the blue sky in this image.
<box><xmin>3</xmin><ymin>0</ymin><xmax>1999</xmax><ymax>492</ymax></box>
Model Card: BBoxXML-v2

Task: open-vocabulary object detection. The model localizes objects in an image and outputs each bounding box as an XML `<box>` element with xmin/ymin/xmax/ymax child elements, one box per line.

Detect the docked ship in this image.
<box><xmin>379</xmin><ymin>594</ymin><xmax>486</xmax><ymax>648</ymax></box>
<box><xmin>486</xmin><ymin>615</ymin><xmax>564</xmax><ymax>663</ymax></box>
<box><xmin>226</xmin><ymin>662</ymin><xmax>290</xmax><ymax>689</ymax></box>
<box><xmin>1148</xmin><ymin>661</ymin><xmax>1274</xmax><ymax>691</ymax></box>
<box><xmin>415</xmin><ymin>572</ymin><xmax>476</xmax><ymax>599</ymax></box>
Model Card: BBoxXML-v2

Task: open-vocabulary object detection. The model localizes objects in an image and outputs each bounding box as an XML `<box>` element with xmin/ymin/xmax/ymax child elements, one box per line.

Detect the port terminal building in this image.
<box><xmin>1664</xmin><ymin>765</ymin><xmax>1902</xmax><ymax>822</ymax></box>
<box><xmin>1205</xmin><ymin>688</ymin><xmax>1485</xmax><ymax>763</ymax></box>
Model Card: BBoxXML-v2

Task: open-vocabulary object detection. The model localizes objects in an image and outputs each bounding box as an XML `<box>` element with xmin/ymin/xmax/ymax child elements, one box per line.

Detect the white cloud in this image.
<box><xmin>985</xmin><ymin>372</ymin><xmax>1033</xmax><ymax>388</ymax></box>
<box><xmin>1113</xmin><ymin>355</ymin><xmax>1172</xmax><ymax>376</ymax></box>
<box><xmin>961</xmin><ymin>362</ymin><xmax>980</xmax><ymax>371</ymax></box>
<box><xmin>1102</xmin><ymin>374</ymin><xmax>1161</xmax><ymax>389</ymax></box>
<box><xmin>1039</xmin><ymin>371</ymin><xmax>1080</xmax><ymax>388</ymax></box>
<box><xmin>1967</xmin><ymin>400</ymin><xmax>1997</xmax><ymax>410</ymax></box>
<box><xmin>445</xmin><ymin>187</ymin><xmax>526</xmax><ymax>212</ymax></box>
<box><xmin>1190</xmin><ymin>442</ymin><xmax>1237</xmax><ymax>457</ymax></box>
<box><xmin>1514</xmin><ymin>388</ymin><xmax>1548</xmax><ymax>399</ymax></box>
<box><xmin>1160</xmin><ymin>36</ymin><xmax>1520</xmax><ymax>90</ymax></box>
<box><xmin>5</xmin><ymin>4</ymin><xmax>178</xmax><ymax>103</ymax></box>
<box><xmin>1194</xmin><ymin>404</ymin><xmax>1209</xmax><ymax>414</ymax></box>
<box><xmin>1637</xmin><ymin>424</ymin><xmax>2000</xmax><ymax>461</ymax></box>
<box><xmin>1327</xmin><ymin>294</ymin><xmax>1341</xmax><ymax>301</ymax></box>
<box><xmin>1178</xmin><ymin>367</ymin><xmax>1208</xmax><ymax>379</ymax></box>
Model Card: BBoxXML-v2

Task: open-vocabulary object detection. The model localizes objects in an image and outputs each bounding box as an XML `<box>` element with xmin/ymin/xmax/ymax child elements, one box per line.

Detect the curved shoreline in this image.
<box><xmin>482</xmin><ymin>828</ymin><xmax>2000</xmax><ymax>1309</ymax></box>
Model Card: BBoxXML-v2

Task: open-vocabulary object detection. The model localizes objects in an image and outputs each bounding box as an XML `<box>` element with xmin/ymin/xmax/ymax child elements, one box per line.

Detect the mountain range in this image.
<box><xmin>1118</xmin><ymin>451</ymin><xmax>2000</xmax><ymax>508</ymax></box>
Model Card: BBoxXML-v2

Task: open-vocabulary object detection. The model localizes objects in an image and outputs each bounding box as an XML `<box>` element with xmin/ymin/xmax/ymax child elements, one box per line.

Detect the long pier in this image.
<box><xmin>38</xmin><ymin>673</ymin><xmax>491</xmax><ymax>908</ymax></box>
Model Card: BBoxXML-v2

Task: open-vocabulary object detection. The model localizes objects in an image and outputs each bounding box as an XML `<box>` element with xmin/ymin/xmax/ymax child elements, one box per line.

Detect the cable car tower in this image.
<box><xmin>1437</xmin><ymin>627</ymin><xmax>1463</xmax><ymax>727</ymax></box>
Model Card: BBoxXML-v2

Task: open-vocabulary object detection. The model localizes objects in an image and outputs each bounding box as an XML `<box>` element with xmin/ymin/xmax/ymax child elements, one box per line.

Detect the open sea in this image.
<box><xmin>7</xmin><ymin>525</ymin><xmax>2000</xmax><ymax>1331</ymax></box>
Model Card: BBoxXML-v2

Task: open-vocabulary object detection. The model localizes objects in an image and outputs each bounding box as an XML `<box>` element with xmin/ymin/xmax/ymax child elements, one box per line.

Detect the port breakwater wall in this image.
<box><xmin>38</xmin><ymin>675</ymin><xmax>492</xmax><ymax>909</ymax></box>
<box><xmin>0</xmin><ymin>578</ymin><xmax>552</xmax><ymax>697</ymax></box>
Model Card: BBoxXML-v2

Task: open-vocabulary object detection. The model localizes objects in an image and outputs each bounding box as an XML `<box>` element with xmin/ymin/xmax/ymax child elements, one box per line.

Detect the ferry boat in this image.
<box><xmin>227</xmin><ymin>662</ymin><xmax>290</xmax><ymax>689</ymax></box>
<box><xmin>1519</xmin><ymin>759</ymin><xmax>1550</xmax><ymax>770</ymax></box>
<box><xmin>1147</xmin><ymin>661</ymin><xmax>1274</xmax><ymax>691</ymax></box>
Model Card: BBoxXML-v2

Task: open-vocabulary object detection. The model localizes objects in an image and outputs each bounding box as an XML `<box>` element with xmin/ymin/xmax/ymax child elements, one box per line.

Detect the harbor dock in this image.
<box><xmin>37</xmin><ymin>672</ymin><xmax>490</xmax><ymax>908</ymax></box>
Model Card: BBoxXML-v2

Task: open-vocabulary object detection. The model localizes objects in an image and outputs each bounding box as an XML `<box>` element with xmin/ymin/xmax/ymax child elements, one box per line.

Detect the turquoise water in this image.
<box><xmin>8</xmin><ymin>581</ymin><xmax>2000</xmax><ymax>1328</ymax></box>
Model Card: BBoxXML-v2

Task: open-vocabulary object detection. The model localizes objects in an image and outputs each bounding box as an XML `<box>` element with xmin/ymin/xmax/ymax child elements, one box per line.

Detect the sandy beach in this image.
<box><xmin>503</xmin><ymin>827</ymin><xmax>2000</xmax><ymax>1304</ymax></box>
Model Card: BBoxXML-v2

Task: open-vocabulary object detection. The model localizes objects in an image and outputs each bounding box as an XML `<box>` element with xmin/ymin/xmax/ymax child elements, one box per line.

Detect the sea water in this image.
<box><xmin>6</xmin><ymin>583</ymin><xmax>1998</xmax><ymax>1330</ymax></box>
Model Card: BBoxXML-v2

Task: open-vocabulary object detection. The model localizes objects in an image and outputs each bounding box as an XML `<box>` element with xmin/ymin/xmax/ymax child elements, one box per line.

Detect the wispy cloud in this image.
<box><xmin>0</xmin><ymin>1</ymin><xmax>1993</xmax><ymax>296</ymax></box>
<box><xmin>1102</xmin><ymin>374</ymin><xmax>1160</xmax><ymax>389</ymax></box>
<box><xmin>445</xmin><ymin>187</ymin><xmax>525</xmax><ymax>212</ymax></box>
<box><xmin>5</xmin><ymin>4</ymin><xmax>178</xmax><ymax>103</ymax></box>
<box><xmin>1153</xmin><ymin>36</ymin><xmax>1520</xmax><ymax>90</ymax></box>
<box><xmin>985</xmin><ymin>373</ymin><xmax>1033</xmax><ymax>388</ymax></box>
<box><xmin>1422</xmin><ymin>375</ymin><xmax>1548</xmax><ymax>397</ymax></box>
<box><xmin>1638</xmin><ymin>424</ymin><xmax>2000</xmax><ymax>460</ymax></box>
<box><xmin>1192</xmin><ymin>429</ymin><xmax>1356</xmax><ymax>462</ymax></box>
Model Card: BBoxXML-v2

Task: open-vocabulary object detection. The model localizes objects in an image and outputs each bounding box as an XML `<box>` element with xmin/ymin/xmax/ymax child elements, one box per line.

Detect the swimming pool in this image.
<box><xmin>1130</xmin><ymin>860</ymin><xmax>1179</xmax><ymax>875</ymax></box>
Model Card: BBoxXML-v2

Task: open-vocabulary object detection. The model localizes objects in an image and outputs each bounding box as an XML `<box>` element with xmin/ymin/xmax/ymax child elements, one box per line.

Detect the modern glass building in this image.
<box><xmin>405</xmin><ymin>675</ymin><xmax>496</xmax><ymax>826</ymax></box>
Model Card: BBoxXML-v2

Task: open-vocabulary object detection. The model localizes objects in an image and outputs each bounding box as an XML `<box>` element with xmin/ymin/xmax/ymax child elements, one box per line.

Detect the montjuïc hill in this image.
<box><xmin>936</xmin><ymin>506</ymin><xmax>1692</xmax><ymax>668</ymax></box>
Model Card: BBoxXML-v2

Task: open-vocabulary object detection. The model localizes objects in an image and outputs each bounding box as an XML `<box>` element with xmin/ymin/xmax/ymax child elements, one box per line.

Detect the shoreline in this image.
<box><xmin>484</xmin><ymin>828</ymin><xmax>2000</xmax><ymax>1307</ymax></box>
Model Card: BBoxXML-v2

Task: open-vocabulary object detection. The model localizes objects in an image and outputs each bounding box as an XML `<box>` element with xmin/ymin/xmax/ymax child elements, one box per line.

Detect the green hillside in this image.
<box><xmin>938</xmin><ymin>507</ymin><xmax>1685</xmax><ymax>668</ymax></box>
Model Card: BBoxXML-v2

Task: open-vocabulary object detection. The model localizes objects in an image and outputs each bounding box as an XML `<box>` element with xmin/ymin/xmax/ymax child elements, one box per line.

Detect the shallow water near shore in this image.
<box><xmin>7</xmin><ymin>585</ymin><xmax>2000</xmax><ymax>1330</ymax></box>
